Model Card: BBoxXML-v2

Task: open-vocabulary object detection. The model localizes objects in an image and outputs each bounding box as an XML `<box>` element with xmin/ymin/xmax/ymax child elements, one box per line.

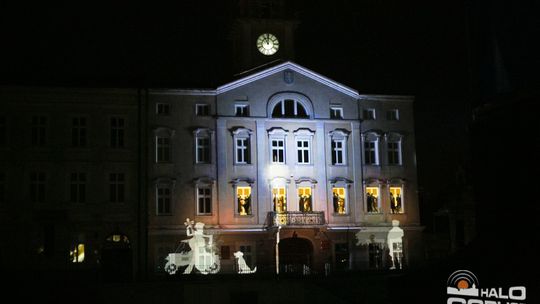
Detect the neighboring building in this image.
<box><xmin>0</xmin><ymin>87</ymin><xmax>145</xmax><ymax>280</ymax></box>
<box><xmin>147</xmin><ymin>61</ymin><xmax>423</xmax><ymax>276</ymax></box>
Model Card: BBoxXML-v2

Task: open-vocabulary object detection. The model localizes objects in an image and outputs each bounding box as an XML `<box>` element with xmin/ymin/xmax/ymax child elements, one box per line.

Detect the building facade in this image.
<box><xmin>0</xmin><ymin>87</ymin><xmax>145</xmax><ymax>280</ymax></box>
<box><xmin>147</xmin><ymin>61</ymin><xmax>423</xmax><ymax>276</ymax></box>
<box><xmin>0</xmin><ymin>62</ymin><xmax>422</xmax><ymax>279</ymax></box>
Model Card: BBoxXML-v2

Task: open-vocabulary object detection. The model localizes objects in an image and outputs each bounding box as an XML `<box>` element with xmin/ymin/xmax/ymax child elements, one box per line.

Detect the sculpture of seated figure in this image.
<box><xmin>234</xmin><ymin>251</ymin><xmax>257</xmax><ymax>274</ymax></box>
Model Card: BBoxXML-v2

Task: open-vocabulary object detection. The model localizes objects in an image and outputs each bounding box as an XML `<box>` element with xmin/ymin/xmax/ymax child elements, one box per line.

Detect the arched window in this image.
<box><xmin>267</xmin><ymin>93</ymin><xmax>313</xmax><ymax>119</ymax></box>
<box><xmin>272</xmin><ymin>99</ymin><xmax>308</xmax><ymax>118</ymax></box>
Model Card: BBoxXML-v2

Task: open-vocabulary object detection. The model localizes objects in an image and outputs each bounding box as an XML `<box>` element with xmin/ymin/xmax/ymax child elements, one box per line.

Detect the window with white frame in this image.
<box><xmin>363</xmin><ymin>108</ymin><xmax>376</xmax><ymax>120</ymax></box>
<box><xmin>156</xmin><ymin>136</ymin><xmax>171</xmax><ymax>163</ymax></box>
<box><xmin>363</xmin><ymin>132</ymin><xmax>380</xmax><ymax>165</ymax></box>
<box><xmin>31</xmin><ymin>116</ymin><xmax>47</xmax><ymax>146</ymax></box>
<box><xmin>330</xmin><ymin>106</ymin><xmax>343</xmax><ymax>119</ymax></box>
<box><xmin>332</xmin><ymin>187</ymin><xmax>347</xmax><ymax>214</ymax></box>
<box><xmin>389</xmin><ymin>186</ymin><xmax>404</xmax><ymax>214</ymax></box>
<box><xmin>386</xmin><ymin>109</ymin><xmax>399</xmax><ymax>121</ymax></box>
<box><xmin>386</xmin><ymin>133</ymin><xmax>403</xmax><ymax>165</ymax></box>
<box><xmin>329</xmin><ymin>129</ymin><xmax>349</xmax><ymax>166</ymax></box>
<box><xmin>30</xmin><ymin>172</ymin><xmax>46</xmax><ymax>203</ymax></box>
<box><xmin>294</xmin><ymin>128</ymin><xmax>314</xmax><ymax>165</ymax></box>
<box><xmin>232</xmin><ymin>128</ymin><xmax>252</xmax><ymax>165</ymax></box>
<box><xmin>236</xmin><ymin>138</ymin><xmax>250</xmax><ymax>164</ymax></box>
<box><xmin>197</xmin><ymin>186</ymin><xmax>212</xmax><ymax>215</ymax></box>
<box><xmin>194</xmin><ymin>129</ymin><xmax>212</xmax><ymax>164</ymax></box>
<box><xmin>70</xmin><ymin>172</ymin><xmax>86</xmax><ymax>203</ymax></box>
<box><xmin>156</xmin><ymin>184</ymin><xmax>172</xmax><ymax>215</ymax></box>
<box><xmin>387</xmin><ymin>141</ymin><xmax>402</xmax><ymax>165</ymax></box>
<box><xmin>71</xmin><ymin>117</ymin><xmax>87</xmax><ymax>147</ymax></box>
<box><xmin>235</xmin><ymin>104</ymin><xmax>249</xmax><ymax>117</ymax></box>
<box><xmin>331</xmin><ymin>140</ymin><xmax>345</xmax><ymax>165</ymax></box>
<box><xmin>271</xmin><ymin>99</ymin><xmax>308</xmax><ymax>118</ymax></box>
<box><xmin>109</xmin><ymin>173</ymin><xmax>125</xmax><ymax>203</ymax></box>
<box><xmin>110</xmin><ymin>117</ymin><xmax>125</xmax><ymax>148</ymax></box>
<box><xmin>296</xmin><ymin>139</ymin><xmax>310</xmax><ymax>164</ymax></box>
<box><xmin>156</xmin><ymin>103</ymin><xmax>170</xmax><ymax>115</ymax></box>
<box><xmin>271</xmin><ymin>139</ymin><xmax>285</xmax><ymax>164</ymax></box>
<box><xmin>269</xmin><ymin>127</ymin><xmax>288</xmax><ymax>164</ymax></box>
<box><xmin>365</xmin><ymin>186</ymin><xmax>380</xmax><ymax>213</ymax></box>
<box><xmin>196</xmin><ymin>104</ymin><xmax>210</xmax><ymax>116</ymax></box>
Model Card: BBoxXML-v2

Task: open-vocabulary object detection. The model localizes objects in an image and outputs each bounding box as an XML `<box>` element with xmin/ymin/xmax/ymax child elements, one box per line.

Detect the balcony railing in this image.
<box><xmin>268</xmin><ymin>211</ymin><xmax>325</xmax><ymax>226</ymax></box>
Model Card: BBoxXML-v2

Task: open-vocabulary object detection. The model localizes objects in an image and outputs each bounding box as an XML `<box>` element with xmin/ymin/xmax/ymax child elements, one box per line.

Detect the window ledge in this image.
<box><xmin>234</xmin><ymin>214</ymin><xmax>255</xmax><ymax>218</ymax></box>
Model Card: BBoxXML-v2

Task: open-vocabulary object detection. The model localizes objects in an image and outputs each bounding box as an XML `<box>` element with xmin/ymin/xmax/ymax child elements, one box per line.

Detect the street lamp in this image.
<box><xmin>275</xmin><ymin>225</ymin><xmax>282</xmax><ymax>274</ymax></box>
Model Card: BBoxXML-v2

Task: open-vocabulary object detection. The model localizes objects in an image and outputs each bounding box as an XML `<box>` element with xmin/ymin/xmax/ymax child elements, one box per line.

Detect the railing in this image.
<box><xmin>268</xmin><ymin>211</ymin><xmax>325</xmax><ymax>226</ymax></box>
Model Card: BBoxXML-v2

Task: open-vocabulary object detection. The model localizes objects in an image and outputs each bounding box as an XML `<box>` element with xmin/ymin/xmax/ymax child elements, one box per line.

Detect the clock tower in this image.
<box><xmin>229</xmin><ymin>0</ymin><xmax>298</xmax><ymax>73</ymax></box>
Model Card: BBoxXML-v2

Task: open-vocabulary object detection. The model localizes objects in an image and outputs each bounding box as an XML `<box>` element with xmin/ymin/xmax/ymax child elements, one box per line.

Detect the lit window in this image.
<box><xmin>391</xmin><ymin>242</ymin><xmax>403</xmax><ymax>269</ymax></box>
<box><xmin>298</xmin><ymin>187</ymin><xmax>312</xmax><ymax>212</ymax></box>
<box><xmin>70</xmin><ymin>172</ymin><xmax>86</xmax><ymax>203</ymax></box>
<box><xmin>71</xmin><ymin>117</ymin><xmax>87</xmax><ymax>147</ymax></box>
<box><xmin>110</xmin><ymin>117</ymin><xmax>125</xmax><ymax>148</ymax></box>
<box><xmin>235</xmin><ymin>104</ymin><xmax>249</xmax><ymax>117</ymax></box>
<box><xmin>387</xmin><ymin>109</ymin><xmax>399</xmax><ymax>121</ymax></box>
<box><xmin>237</xmin><ymin>186</ymin><xmax>252</xmax><ymax>215</ymax></box>
<box><xmin>363</xmin><ymin>109</ymin><xmax>376</xmax><ymax>120</ymax></box>
<box><xmin>70</xmin><ymin>243</ymin><xmax>85</xmax><ymax>263</ymax></box>
<box><xmin>156</xmin><ymin>136</ymin><xmax>171</xmax><ymax>163</ymax></box>
<box><xmin>272</xmin><ymin>187</ymin><xmax>286</xmax><ymax>213</ymax></box>
<box><xmin>296</xmin><ymin>139</ymin><xmax>310</xmax><ymax>164</ymax></box>
<box><xmin>387</xmin><ymin>141</ymin><xmax>402</xmax><ymax>165</ymax></box>
<box><xmin>31</xmin><ymin>116</ymin><xmax>47</xmax><ymax>146</ymax></box>
<box><xmin>156</xmin><ymin>103</ymin><xmax>170</xmax><ymax>115</ymax></box>
<box><xmin>330</xmin><ymin>107</ymin><xmax>343</xmax><ymax>119</ymax></box>
<box><xmin>389</xmin><ymin>187</ymin><xmax>404</xmax><ymax>214</ymax></box>
<box><xmin>109</xmin><ymin>173</ymin><xmax>125</xmax><ymax>203</ymax></box>
<box><xmin>331</xmin><ymin>139</ymin><xmax>345</xmax><ymax>165</ymax></box>
<box><xmin>366</xmin><ymin>187</ymin><xmax>380</xmax><ymax>213</ymax></box>
<box><xmin>196</xmin><ymin>104</ymin><xmax>210</xmax><ymax>116</ymax></box>
<box><xmin>332</xmin><ymin>187</ymin><xmax>347</xmax><ymax>214</ymax></box>
<box><xmin>157</xmin><ymin>185</ymin><xmax>171</xmax><ymax>215</ymax></box>
<box><xmin>197</xmin><ymin>187</ymin><xmax>212</xmax><ymax>215</ymax></box>
<box><xmin>30</xmin><ymin>172</ymin><xmax>46</xmax><ymax>203</ymax></box>
<box><xmin>271</xmin><ymin>139</ymin><xmax>285</xmax><ymax>164</ymax></box>
<box><xmin>271</xmin><ymin>99</ymin><xmax>308</xmax><ymax>118</ymax></box>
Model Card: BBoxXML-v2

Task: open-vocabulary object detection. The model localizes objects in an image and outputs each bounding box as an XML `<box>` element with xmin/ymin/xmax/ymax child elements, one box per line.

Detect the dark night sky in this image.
<box><xmin>1</xmin><ymin>0</ymin><xmax>538</xmax><ymax>224</ymax></box>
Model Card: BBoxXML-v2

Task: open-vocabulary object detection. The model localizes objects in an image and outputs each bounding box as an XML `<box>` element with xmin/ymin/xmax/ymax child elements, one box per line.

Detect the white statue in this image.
<box><xmin>234</xmin><ymin>251</ymin><xmax>257</xmax><ymax>274</ymax></box>
<box><xmin>165</xmin><ymin>218</ymin><xmax>220</xmax><ymax>275</ymax></box>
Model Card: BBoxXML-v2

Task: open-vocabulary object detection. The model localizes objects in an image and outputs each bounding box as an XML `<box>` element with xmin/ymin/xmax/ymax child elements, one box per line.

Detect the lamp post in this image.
<box><xmin>275</xmin><ymin>225</ymin><xmax>282</xmax><ymax>274</ymax></box>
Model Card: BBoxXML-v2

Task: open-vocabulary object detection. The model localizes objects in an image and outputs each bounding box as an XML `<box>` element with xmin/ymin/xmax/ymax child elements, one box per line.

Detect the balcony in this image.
<box><xmin>268</xmin><ymin>211</ymin><xmax>325</xmax><ymax>226</ymax></box>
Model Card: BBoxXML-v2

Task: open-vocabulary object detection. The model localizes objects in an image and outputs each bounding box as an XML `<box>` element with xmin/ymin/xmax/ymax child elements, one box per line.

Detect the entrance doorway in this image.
<box><xmin>279</xmin><ymin>237</ymin><xmax>313</xmax><ymax>274</ymax></box>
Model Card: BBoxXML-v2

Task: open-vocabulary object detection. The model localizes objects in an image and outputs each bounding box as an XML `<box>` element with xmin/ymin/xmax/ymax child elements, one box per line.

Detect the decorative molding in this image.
<box><xmin>295</xmin><ymin>177</ymin><xmax>318</xmax><ymax>185</ymax></box>
<box><xmin>217</xmin><ymin>61</ymin><xmax>360</xmax><ymax>98</ymax></box>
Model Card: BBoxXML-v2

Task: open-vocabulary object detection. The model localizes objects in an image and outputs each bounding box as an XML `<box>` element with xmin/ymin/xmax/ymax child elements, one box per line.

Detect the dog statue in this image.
<box><xmin>233</xmin><ymin>251</ymin><xmax>257</xmax><ymax>274</ymax></box>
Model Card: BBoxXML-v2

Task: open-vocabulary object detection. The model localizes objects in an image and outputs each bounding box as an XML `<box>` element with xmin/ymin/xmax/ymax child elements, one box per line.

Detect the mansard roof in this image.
<box><xmin>216</xmin><ymin>61</ymin><xmax>360</xmax><ymax>99</ymax></box>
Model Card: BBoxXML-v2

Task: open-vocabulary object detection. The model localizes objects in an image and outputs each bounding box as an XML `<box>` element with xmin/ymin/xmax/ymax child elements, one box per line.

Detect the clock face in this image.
<box><xmin>257</xmin><ymin>33</ymin><xmax>279</xmax><ymax>56</ymax></box>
